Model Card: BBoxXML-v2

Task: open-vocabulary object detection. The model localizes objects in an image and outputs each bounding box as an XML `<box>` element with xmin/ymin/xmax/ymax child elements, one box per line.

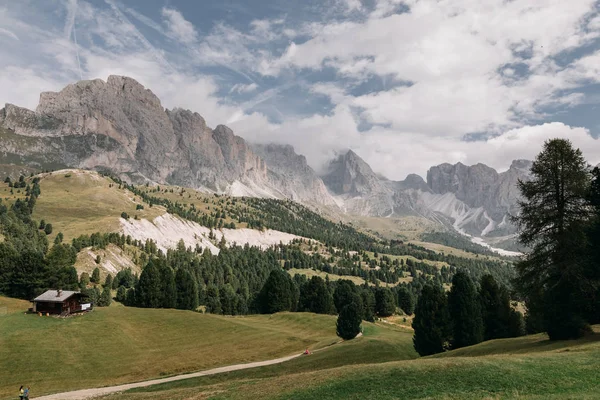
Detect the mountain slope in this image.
<box><xmin>320</xmin><ymin>150</ymin><xmax>531</xmax><ymax>247</ymax></box>
<box><xmin>0</xmin><ymin>76</ymin><xmax>334</xmax><ymax>205</ymax></box>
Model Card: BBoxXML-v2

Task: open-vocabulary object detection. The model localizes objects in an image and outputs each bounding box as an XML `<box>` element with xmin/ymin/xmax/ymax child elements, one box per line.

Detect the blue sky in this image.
<box><xmin>0</xmin><ymin>0</ymin><xmax>599</xmax><ymax>179</ymax></box>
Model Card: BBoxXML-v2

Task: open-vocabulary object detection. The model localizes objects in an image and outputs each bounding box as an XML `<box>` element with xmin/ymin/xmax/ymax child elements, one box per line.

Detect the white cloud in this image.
<box><xmin>0</xmin><ymin>0</ymin><xmax>598</xmax><ymax>183</ymax></box>
<box><xmin>0</xmin><ymin>27</ymin><xmax>18</xmax><ymax>40</ymax></box>
<box><xmin>230</xmin><ymin>82</ymin><xmax>259</xmax><ymax>93</ymax></box>
<box><xmin>161</xmin><ymin>7</ymin><xmax>198</xmax><ymax>44</ymax></box>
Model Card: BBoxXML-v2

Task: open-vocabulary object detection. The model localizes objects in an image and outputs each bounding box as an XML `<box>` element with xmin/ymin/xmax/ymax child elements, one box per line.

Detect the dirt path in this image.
<box><xmin>34</xmin><ymin>353</ymin><xmax>302</xmax><ymax>400</ymax></box>
<box><xmin>34</xmin><ymin>333</ymin><xmax>363</xmax><ymax>399</ymax></box>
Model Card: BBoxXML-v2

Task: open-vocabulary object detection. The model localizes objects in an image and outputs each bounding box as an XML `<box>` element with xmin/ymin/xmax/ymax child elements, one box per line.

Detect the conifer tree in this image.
<box><xmin>104</xmin><ymin>274</ymin><xmax>113</xmax><ymax>289</ymax></box>
<box><xmin>375</xmin><ymin>287</ymin><xmax>396</xmax><ymax>317</ymax></box>
<box><xmin>98</xmin><ymin>285</ymin><xmax>112</xmax><ymax>307</ymax></box>
<box><xmin>159</xmin><ymin>264</ymin><xmax>177</xmax><ymax>308</ymax></box>
<box><xmin>333</xmin><ymin>279</ymin><xmax>360</xmax><ymax>314</ymax></box>
<box><xmin>514</xmin><ymin>139</ymin><xmax>593</xmax><ymax>339</ymax></box>
<box><xmin>205</xmin><ymin>284</ymin><xmax>222</xmax><ymax>314</ymax></box>
<box><xmin>299</xmin><ymin>276</ymin><xmax>334</xmax><ymax>314</ymax></box>
<box><xmin>448</xmin><ymin>271</ymin><xmax>484</xmax><ymax>349</ymax></box>
<box><xmin>175</xmin><ymin>269</ymin><xmax>199</xmax><ymax>311</ymax></box>
<box><xmin>336</xmin><ymin>299</ymin><xmax>362</xmax><ymax>340</ymax></box>
<box><xmin>91</xmin><ymin>267</ymin><xmax>100</xmax><ymax>284</ymax></box>
<box><xmin>360</xmin><ymin>287</ymin><xmax>376</xmax><ymax>322</ymax></box>
<box><xmin>136</xmin><ymin>263</ymin><xmax>162</xmax><ymax>308</ymax></box>
<box><xmin>258</xmin><ymin>269</ymin><xmax>294</xmax><ymax>314</ymax></box>
<box><xmin>412</xmin><ymin>285</ymin><xmax>451</xmax><ymax>356</ymax></box>
<box><xmin>116</xmin><ymin>286</ymin><xmax>127</xmax><ymax>303</ymax></box>
<box><xmin>479</xmin><ymin>274</ymin><xmax>511</xmax><ymax>340</ymax></box>
<box><xmin>397</xmin><ymin>286</ymin><xmax>415</xmax><ymax>315</ymax></box>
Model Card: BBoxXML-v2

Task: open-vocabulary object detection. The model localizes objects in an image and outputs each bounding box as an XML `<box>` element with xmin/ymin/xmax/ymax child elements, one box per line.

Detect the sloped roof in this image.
<box><xmin>33</xmin><ymin>290</ymin><xmax>80</xmax><ymax>303</ymax></box>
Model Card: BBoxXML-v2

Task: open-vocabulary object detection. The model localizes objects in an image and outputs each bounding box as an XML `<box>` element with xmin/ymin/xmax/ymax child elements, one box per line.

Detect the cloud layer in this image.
<box><xmin>0</xmin><ymin>0</ymin><xmax>598</xmax><ymax>179</ymax></box>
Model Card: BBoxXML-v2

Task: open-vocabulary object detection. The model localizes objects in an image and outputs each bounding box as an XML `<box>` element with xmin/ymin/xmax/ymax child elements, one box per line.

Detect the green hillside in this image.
<box><xmin>96</xmin><ymin>326</ymin><xmax>600</xmax><ymax>400</ymax></box>
<box><xmin>0</xmin><ymin>298</ymin><xmax>344</xmax><ymax>399</ymax></box>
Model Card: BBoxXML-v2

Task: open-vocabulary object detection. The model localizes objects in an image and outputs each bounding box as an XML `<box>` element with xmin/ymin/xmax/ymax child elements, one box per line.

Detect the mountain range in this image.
<box><xmin>0</xmin><ymin>76</ymin><xmax>532</xmax><ymax>249</ymax></box>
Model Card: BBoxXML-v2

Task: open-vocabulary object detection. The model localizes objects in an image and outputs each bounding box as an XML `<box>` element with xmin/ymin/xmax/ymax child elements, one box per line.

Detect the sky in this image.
<box><xmin>0</xmin><ymin>0</ymin><xmax>599</xmax><ymax>180</ymax></box>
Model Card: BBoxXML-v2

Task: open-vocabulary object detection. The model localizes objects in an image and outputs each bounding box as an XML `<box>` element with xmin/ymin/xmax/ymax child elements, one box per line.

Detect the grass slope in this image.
<box><xmin>98</xmin><ymin>327</ymin><xmax>600</xmax><ymax>400</ymax></box>
<box><xmin>30</xmin><ymin>170</ymin><xmax>164</xmax><ymax>242</ymax></box>
<box><xmin>0</xmin><ymin>298</ymin><xmax>341</xmax><ymax>400</ymax></box>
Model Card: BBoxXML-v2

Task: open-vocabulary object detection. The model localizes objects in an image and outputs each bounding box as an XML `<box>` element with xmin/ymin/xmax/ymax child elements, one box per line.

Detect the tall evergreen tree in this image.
<box><xmin>336</xmin><ymin>299</ymin><xmax>362</xmax><ymax>340</ymax></box>
<box><xmin>258</xmin><ymin>269</ymin><xmax>294</xmax><ymax>314</ymax></box>
<box><xmin>513</xmin><ymin>139</ymin><xmax>593</xmax><ymax>340</ymax></box>
<box><xmin>448</xmin><ymin>271</ymin><xmax>484</xmax><ymax>349</ymax></box>
<box><xmin>175</xmin><ymin>269</ymin><xmax>199</xmax><ymax>311</ymax></box>
<box><xmin>136</xmin><ymin>263</ymin><xmax>162</xmax><ymax>308</ymax></box>
<box><xmin>205</xmin><ymin>284</ymin><xmax>222</xmax><ymax>314</ymax></box>
<box><xmin>397</xmin><ymin>287</ymin><xmax>415</xmax><ymax>315</ymax></box>
<box><xmin>479</xmin><ymin>275</ymin><xmax>511</xmax><ymax>340</ymax></box>
<box><xmin>299</xmin><ymin>276</ymin><xmax>334</xmax><ymax>314</ymax></box>
<box><xmin>158</xmin><ymin>264</ymin><xmax>177</xmax><ymax>308</ymax></box>
<box><xmin>360</xmin><ymin>287</ymin><xmax>376</xmax><ymax>322</ymax></box>
<box><xmin>98</xmin><ymin>285</ymin><xmax>112</xmax><ymax>307</ymax></box>
<box><xmin>585</xmin><ymin>167</ymin><xmax>600</xmax><ymax>324</ymax></box>
<box><xmin>375</xmin><ymin>287</ymin><xmax>396</xmax><ymax>317</ymax></box>
<box><xmin>91</xmin><ymin>267</ymin><xmax>100</xmax><ymax>284</ymax></box>
<box><xmin>412</xmin><ymin>285</ymin><xmax>451</xmax><ymax>356</ymax></box>
<box><xmin>333</xmin><ymin>280</ymin><xmax>360</xmax><ymax>313</ymax></box>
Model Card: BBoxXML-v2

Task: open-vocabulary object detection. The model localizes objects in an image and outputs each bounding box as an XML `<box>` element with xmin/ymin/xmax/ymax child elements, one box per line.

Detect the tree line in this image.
<box><xmin>412</xmin><ymin>271</ymin><xmax>525</xmax><ymax>356</ymax></box>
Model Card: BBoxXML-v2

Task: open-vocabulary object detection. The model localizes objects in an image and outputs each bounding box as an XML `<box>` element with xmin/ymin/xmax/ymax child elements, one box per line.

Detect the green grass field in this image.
<box><xmin>0</xmin><ymin>297</ymin><xmax>345</xmax><ymax>399</ymax></box>
<box><xmin>96</xmin><ymin>326</ymin><xmax>600</xmax><ymax>400</ymax></box>
<box><xmin>30</xmin><ymin>170</ymin><xmax>164</xmax><ymax>242</ymax></box>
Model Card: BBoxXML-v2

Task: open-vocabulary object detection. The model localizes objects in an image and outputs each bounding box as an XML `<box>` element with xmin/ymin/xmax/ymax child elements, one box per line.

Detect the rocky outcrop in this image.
<box><xmin>251</xmin><ymin>143</ymin><xmax>336</xmax><ymax>205</ymax></box>
<box><xmin>322</xmin><ymin>150</ymin><xmax>396</xmax><ymax>216</ymax></box>
<box><xmin>319</xmin><ymin>151</ymin><xmax>532</xmax><ymax>239</ymax></box>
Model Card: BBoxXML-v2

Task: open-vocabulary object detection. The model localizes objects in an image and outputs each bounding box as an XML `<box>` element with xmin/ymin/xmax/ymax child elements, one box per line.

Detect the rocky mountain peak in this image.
<box><xmin>251</xmin><ymin>143</ymin><xmax>336</xmax><ymax>205</ymax></box>
<box><xmin>322</xmin><ymin>150</ymin><xmax>383</xmax><ymax>196</ymax></box>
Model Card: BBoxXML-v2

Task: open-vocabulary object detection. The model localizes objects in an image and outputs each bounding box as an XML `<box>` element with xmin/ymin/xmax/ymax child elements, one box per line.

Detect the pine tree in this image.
<box><xmin>299</xmin><ymin>276</ymin><xmax>334</xmax><ymax>314</ymax></box>
<box><xmin>397</xmin><ymin>287</ymin><xmax>415</xmax><ymax>315</ymax></box>
<box><xmin>258</xmin><ymin>269</ymin><xmax>294</xmax><ymax>314</ymax></box>
<box><xmin>98</xmin><ymin>286</ymin><xmax>112</xmax><ymax>307</ymax></box>
<box><xmin>336</xmin><ymin>300</ymin><xmax>362</xmax><ymax>340</ymax></box>
<box><xmin>513</xmin><ymin>139</ymin><xmax>593</xmax><ymax>340</ymax></box>
<box><xmin>116</xmin><ymin>286</ymin><xmax>127</xmax><ymax>303</ymax></box>
<box><xmin>333</xmin><ymin>279</ymin><xmax>360</xmax><ymax>314</ymax></box>
<box><xmin>79</xmin><ymin>272</ymin><xmax>90</xmax><ymax>289</ymax></box>
<box><xmin>91</xmin><ymin>267</ymin><xmax>100</xmax><ymax>284</ymax></box>
<box><xmin>448</xmin><ymin>271</ymin><xmax>484</xmax><ymax>349</ymax></box>
<box><xmin>360</xmin><ymin>287</ymin><xmax>376</xmax><ymax>322</ymax></box>
<box><xmin>125</xmin><ymin>288</ymin><xmax>136</xmax><ymax>306</ymax></box>
<box><xmin>159</xmin><ymin>264</ymin><xmax>177</xmax><ymax>308</ymax></box>
<box><xmin>205</xmin><ymin>284</ymin><xmax>222</xmax><ymax>314</ymax></box>
<box><xmin>104</xmin><ymin>274</ymin><xmax>113</xmax><ymax>289</ymax></box>
<box><xmin>479</xmin><ymin>274</ymin><xmax>511</xmax><ymax>340</ymax></box>
<box><xmin>175</xmin><ymin>269</ymin><xmax>199</xmax><ymax>311</ymax></box>
<box><xmin>375</xmin><ymin>287</ymin><xmax>396</xmax><ymax>317</ymax></box>
<box><xmin>412</xmin><ymin>285</ymin><xmax>451</xmax><ymax>356</ymax></box>
<box><xmin>136</xmin><ymin>263</ymin><xmax>162</xmax><ymax>308</ymax></box>
<box><xmin>585</xmin><ymin>167</ymin><xmax>600</xmax><ymax>324</ymax></box>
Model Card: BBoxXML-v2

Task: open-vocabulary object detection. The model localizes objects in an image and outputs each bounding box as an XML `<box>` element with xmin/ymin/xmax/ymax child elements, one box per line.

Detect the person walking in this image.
<box><xmin>19</xmin><ymin>386</ymin><xmax>24</xmax><ymax>400</ymax></box>
<box><xmin>23</xmin><ymin>387</ymin><xmax>30</xmax><ymax>400</ymax></box>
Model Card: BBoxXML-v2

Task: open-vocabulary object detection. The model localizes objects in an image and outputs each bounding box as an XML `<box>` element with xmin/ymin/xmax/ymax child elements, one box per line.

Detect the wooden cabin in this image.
<box><xmin>32</xmin><ymin>290</ymin><xmax>91</xmax><ymax>315</ymax></box>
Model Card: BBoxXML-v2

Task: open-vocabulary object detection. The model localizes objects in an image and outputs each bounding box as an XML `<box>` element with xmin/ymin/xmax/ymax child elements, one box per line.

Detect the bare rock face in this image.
<box><xmin>251</xmin><ymin>143</ymin><xmax>336</xmax><ymax>205</ymax></box>
<box><xmin>319</xmin><ymin>150</ymin><xmax>532</xmax><ymax>239</ymax></box>
<box><xmin>0</xmin><ymin>76</ymin><xmax>330</xmax><ymax>204</ymax></box>
<box><xmin>321</xmin><ymin>150</ymin><xmax>397</xmax><ymax>216</ymax></box>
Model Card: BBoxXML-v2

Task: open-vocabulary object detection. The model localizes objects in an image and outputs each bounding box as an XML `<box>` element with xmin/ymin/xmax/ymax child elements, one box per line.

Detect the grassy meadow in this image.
<box><xmin>0</xmin><ymin>297</ymin><xmax>346</xmax><ymax>399</ymax></box>
<box><xmin>30</xmin><ymin>170</ymin><xmax>164</xmax><ymax>242</ymax></box>
<box><xmin>96</xmin><ymin>326</ymin><xmax>600</xmax><ymax>400</ymax></box>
